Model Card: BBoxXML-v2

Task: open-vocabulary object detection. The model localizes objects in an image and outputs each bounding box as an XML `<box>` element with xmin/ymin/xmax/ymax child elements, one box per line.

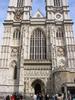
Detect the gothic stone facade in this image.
<box><xmin>0</xmin><ymin>0</ymin><xmax>75</xmax><ymax>98</ymax></box>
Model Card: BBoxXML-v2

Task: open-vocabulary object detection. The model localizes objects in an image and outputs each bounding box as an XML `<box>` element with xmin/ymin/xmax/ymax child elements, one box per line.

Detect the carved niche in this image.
<box><xmin>24</xmin><ymin>70</ymin><xmax>50</xmax><ymax>77</ymax></box>
<box><xmin>57</xmin><ymin>57</ymin><xmax>66</xmax><ymax>67</ymax></box>
<box><xmin>57</xmin><ymin>47</ymin><xmax>65</xmax><ymax>56</ymax></box>
<box><xmin>11</xmin><ymin>60</ymin><xmax>17</xmax><ymax>68</ymax></box>
<box><xmin>11</xmin><ymin>47</ymin><xmax>19</xmax><ymax>57</ymax></box>
<box><xmin>14</xmin><ymin>8</ymin><xmax>23</xmax><ymax>21</ymax></box>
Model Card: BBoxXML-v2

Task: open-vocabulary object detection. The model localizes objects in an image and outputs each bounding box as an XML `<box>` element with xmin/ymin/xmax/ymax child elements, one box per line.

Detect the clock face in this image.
<box><xmin>56</xmin><ymin>14</ymin><xmax>61</xmax><ymax>19</ymax></box>
<box><xmin>55</xmin><ymin>13</ymin><xmax>62</xmax><ymax>20</ymax></box>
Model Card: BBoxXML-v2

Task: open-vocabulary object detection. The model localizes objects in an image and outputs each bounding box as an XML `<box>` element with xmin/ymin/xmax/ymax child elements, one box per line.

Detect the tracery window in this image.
<box><xmin>13</xmin><ymin>28</ymin><xmax>20</xmax><ymax>39</ymax></box>
<box><xmin>30</xmin><ymin>28</ymin><xmax>46</xmax><ymax>60</ymax></box>
<box><xmin>17</xmin><ymin>0</ymin><xmax>24</xmax><ymax>7</ymax></box>
<box><xmin>54</xmin><ymin>0</ymin><xmax>62</xmax><ymax>7</ymax></box>
<box><xmin>56</xmin><ymin>27</ymin><xmax>64</xmax><ymax>38</ymax></box>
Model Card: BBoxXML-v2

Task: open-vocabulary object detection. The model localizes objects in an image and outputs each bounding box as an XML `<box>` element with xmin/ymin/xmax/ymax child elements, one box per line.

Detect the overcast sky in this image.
<box><xmin>0</xmin><ymin>0</ymin><xmax>75</xmax><ymax>44</ymax></box>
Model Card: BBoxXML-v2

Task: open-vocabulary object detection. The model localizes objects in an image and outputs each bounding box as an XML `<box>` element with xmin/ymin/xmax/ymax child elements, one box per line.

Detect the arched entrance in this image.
<box><xmin>35</xmin><ymin>83</ymin><xmax>41</xmax><ymax>94</ymax></box>
<box><xmin>32</xmin><ymin>79</ymin><xmax>45</xmax><ymax>94</ymax></box>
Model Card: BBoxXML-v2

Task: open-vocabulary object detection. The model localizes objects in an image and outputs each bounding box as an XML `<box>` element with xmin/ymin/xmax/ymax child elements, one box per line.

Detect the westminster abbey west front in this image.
<box><xmin>0</xmin><ymin>0</ymin><xmax>75</xmax><ymax>99</ymax></box>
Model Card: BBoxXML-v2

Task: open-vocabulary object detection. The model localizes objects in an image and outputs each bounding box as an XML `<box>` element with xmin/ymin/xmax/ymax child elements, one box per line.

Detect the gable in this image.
<box><xmin>33</xmin><ymin>10</ymin><xmax>44</xmax><ymax>18</ymax></box>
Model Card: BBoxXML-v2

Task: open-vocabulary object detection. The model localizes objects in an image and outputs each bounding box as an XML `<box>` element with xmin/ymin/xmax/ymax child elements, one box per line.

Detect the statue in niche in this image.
<box><xmin>57</xmin><ymin>57</ymin><xmax>66</xmax><ymax>68</ymax></box>
<box><xmin>11</xmin><ymin>60</ymin><xmax>17</xmax><ymax>68</ymax></box>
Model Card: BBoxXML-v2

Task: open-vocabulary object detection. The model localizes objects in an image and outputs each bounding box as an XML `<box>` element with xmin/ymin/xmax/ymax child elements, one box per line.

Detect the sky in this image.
<box><xmin>0</xmin><ymin>0</ymin><xmax>75</xmax><ymax>44</ymax></box>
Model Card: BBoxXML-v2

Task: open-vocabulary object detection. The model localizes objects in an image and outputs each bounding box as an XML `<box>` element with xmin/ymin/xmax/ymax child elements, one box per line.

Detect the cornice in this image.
<box><xmin>3</xmin><ymin>19</ymin><xmax>73</xmax><ymax>26</ymax></box>
<box><xmin>63</xmin><ymin>19</ymin><xmax>73</xmax><ymax>24</ymax></box>
<box><xmin>24</xmin><ymin>59</ymin><xmax>51</xmax><ymax>65</ymax></box>
<box><xmin>52</xmin><ymin>67</ymin><xmax>75</xmax><ymax>74</ymax></box>
<box><xmin>3</xmin><ymin>20</ymin><xmax>13</xmax><ymax>25</ymax></box>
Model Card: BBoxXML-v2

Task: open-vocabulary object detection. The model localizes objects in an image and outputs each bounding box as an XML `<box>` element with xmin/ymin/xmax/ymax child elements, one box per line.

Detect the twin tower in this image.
<box><xmin>7</xmin><ymin>0</ymin><xmax>69</xmax><ymax>21</ymax></box>
<box><xmin>0</xmin><ymin>0</ymin><xmax>75</xmax><ymax>99</ymax></box>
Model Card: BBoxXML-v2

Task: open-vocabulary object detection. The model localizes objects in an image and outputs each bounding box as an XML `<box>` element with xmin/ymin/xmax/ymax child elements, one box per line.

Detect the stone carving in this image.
<box><xmin>57</xmin><ymin>47</ymin><xmax>65</xmax><ymax>56</ymax></box>
<box><xmin>53</xmin><ymin>7</ymin><xmax>63</xmax><ymax>13</ymax></box>
<box><xmin>14</xmin><ymin>8</ymin><xmax>23</xmax><ymax>21</ymax></box>
<box><xmin>57</xmin><ymin>57</ymin><xmax>66</xmax><ymax>67</ymax></box>
<box><xmin>11</xmin><ymin>48</ymin><xmax>19</xmax><ymax>57</ymax></box>
<box><xmin>12</xmin><ymin>48</ymin><xmax>18</xmax><ymax>53</ymax></box>
<box><xmin>55</xmin><ymin>73</ymin><xmax>62</xmax><ymax>92</ymax></box>
<box><xmin>55</xmin><ymin>13</ymin><xmax>63</xmax><ymax>20</ymax></box>
<box><xmin>11</xmin><ymin>60</ymin><xmax>17</xmax><ymax>68</ymax></box>
<box><xmin>24</xmin><ymin>70</ymin><xmax>50</xmax><ymax>77</ymax></box>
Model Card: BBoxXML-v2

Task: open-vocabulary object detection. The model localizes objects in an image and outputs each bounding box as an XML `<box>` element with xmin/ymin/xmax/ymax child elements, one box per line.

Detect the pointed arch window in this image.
<box><xmin>54</xmin><ymin>0</ymin><xmax>62</xmax><ymax>7</ymax></box>
<box><xmin>13</xmin><ymin>28</ymin><xmax>20</xmax><ymax>39</ymax></box>
<box><xmin>17</xmin><ymin>0</ymin><xmax>24</xmax><ymax>7</ymax></box>
<box><xmin>30</xmin><ymin>28</ymin><xmax>46</xmax><ymax>60</ymax></box>
<box><xmin>14</xmin><ymin>65</ymin><xmax>17</xmax><ymax>80</ymax></box>
<box><xmin>56</xmin><ymin>27</ymin><xmax>64</xmax><ymax>38</ymax></box>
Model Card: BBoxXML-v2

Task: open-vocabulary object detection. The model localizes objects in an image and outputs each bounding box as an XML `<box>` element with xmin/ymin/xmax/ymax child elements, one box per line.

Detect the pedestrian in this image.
<box><xmin>10</xmin><ymin>95</ymin><xmax>15</xmax><ymax>100</ymax></box>
<box><xmin>45</xmin><ymin>93</ymin><xmax>50</xmax><ymax>100</ymax></box>
<box><xmin>39</xmin><ymin>93</ymin><xmax>43</xmax><ymax>100</ymax></box>
<box><xmin>37</xmin><ymin>93</ymin><xmax>40</xmax><ymax>100</ymax></box>
<box><xmin>55</xmin><ymin>94</ymin><xmax>58</xmax><ymax>100</ymax></box>
<box><xmin>20</xmin><ymin>95</ymin><xmax>23</xmax><ymax>100</ymax></box>
<box><xmin>52</xmin><ymin>95</ymin><xmax>55</xmax><ymax>100</ymax></box>
<box><xmin>67</xmin><ymin>91</ymin><xmax>71</xmax><ymax>100</ymax></box>
<box><xmin>6</xmin><ymin>95</ymin><xmax>10</xmax><ymax>100</ymax></box>
<box><xmin>33</xmin><ymin>94</ymin><xmax>37</xmax><ymax>100</ymax></box>
<box><xmin>57</xmin><ymin>93</ymin><xmax>64</xmax><ymax>100</ymax></box>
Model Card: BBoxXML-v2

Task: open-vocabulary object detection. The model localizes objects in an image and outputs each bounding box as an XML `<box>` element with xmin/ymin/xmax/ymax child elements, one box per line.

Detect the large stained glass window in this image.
<box><xmin>30</xmin><ymin>28</ymin><xmax>46</xmax><ymax>60</ymax></box>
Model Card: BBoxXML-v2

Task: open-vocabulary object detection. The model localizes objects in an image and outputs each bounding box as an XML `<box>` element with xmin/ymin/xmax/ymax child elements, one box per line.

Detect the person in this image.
<box><xmin>52</xmin><ymin>95</ymin><xmax>55</xmax><ymax>100</ymax></box>
<box><xmin>33</xmin><ymin>94</ymin><xmax>37</xmax><ymax>100</ymax></box>
<box><xmin>67</xmin><ymin>91</ymin><xmax>71</xmax><ymax>100</ymax></box>
<box><xmin>57</xmin><ymin>93</ymin><xmax>64</xmax><ymax>100</ymax></box>
<box><xmin>39</xmin><ymin>93</ymin><xmax>43</xmax><ymax>100</ymax></box>
<box><xmin>6</xmin><ymin>95</ymin><xmax>10</xmax><ymax>100</ymax></box>
<box><xmin>20</xmin><ymin>95</ymin><xmax>23</xmax><ymax>100</ymax></box>
<box><xmin>73</xmin><ymin>97</ymin><xmax>75</xmax><ymax>100</ymax></box>
<box><xmin>45</xmin><ymin>93</ymin><xmax>50</xmax><ymax>100</ymax></box>
<box><xmin>55</xmin><ymin>95</ymin><xmax>57</xmax><ymax>100</ymax></box>
<box><xmin>37</xmin><ymin>93</ymin><xmax>40</xmax><ymax>100</ymax></box>
<box><xmin>10</xmin><ymin>95</ymin><xmax>15</xmax><ymax>100</ymax></box>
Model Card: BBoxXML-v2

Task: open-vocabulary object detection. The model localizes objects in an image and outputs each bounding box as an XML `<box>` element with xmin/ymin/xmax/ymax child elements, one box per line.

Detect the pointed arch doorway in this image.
<box><xmin>32</xmin><ymin>79</ymin><xmax>45</xmax><ymax>94</ymax></box>
<box><xmin>35</xmin><ymin>83</ymin><xmax>41</xmax><ymax>94</ymax></box>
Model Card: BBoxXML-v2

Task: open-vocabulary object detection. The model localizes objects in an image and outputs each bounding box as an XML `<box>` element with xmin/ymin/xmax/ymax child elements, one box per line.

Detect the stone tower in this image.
<box><xmin>0</xmin><ymin>0</ymin><xmax>75</xmax><ymax>99</ymax></box>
